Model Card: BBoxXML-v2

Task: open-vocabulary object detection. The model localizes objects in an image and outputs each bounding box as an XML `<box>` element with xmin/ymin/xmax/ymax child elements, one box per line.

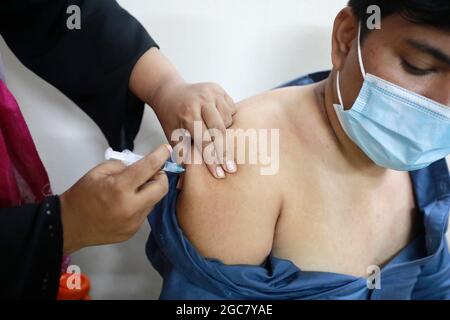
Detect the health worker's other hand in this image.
<box><xmin>130</xmin><ymin>48</ymin><xmax>238</xmax><ymax>179</ymax></box>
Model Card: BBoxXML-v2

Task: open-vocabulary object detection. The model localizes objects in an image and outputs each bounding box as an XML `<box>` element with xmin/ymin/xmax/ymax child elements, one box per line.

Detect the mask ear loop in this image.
<box><xmin>357</xmin><ymin>23</ymin><xmax>366</xmax><ymax>77</ymax></box>
<box><xmin>336</xmin><ymin>23</ymin><xmax>367</xmax><ymax>108</ymax></box>
<box><xmin>336</xmin><ymin>71</ymin><xmax>345</xmax><ymax>107</ymax></box>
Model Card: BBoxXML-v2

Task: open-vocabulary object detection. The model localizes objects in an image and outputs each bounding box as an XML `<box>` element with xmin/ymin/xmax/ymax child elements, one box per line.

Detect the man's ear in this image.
<box><xmin>331</xmin><ymin>7</ymin><xmax>359</xmax><ymax>71</ymax></box>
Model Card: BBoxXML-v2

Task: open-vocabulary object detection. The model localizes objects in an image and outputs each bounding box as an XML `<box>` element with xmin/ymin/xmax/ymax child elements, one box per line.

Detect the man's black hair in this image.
<box><xmin>348</xmin><ymin>0</ymin><xmax>450</xmax><ymax>39</ymax></box>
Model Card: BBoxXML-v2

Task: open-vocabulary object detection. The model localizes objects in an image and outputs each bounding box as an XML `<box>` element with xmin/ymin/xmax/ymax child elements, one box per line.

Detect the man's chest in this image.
<box><xmin>271</xmin><ymin>167</ymin><xmax>421</xmax><ymax>277</ymax></box>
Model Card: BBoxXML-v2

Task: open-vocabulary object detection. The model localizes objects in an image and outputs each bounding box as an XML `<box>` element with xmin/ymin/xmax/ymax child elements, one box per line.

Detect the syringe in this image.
<box><xmin>105</xmin><ymin>148</ymin><xmax>185</xmax><ymax>174</ymax></box>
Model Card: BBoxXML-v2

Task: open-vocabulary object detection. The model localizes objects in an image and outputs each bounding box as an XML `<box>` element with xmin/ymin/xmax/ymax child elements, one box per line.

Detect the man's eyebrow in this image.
<box><xmin>406</xmin><ymin>39</ymin><xmax>450</xmax><ymax>66</ymax></box>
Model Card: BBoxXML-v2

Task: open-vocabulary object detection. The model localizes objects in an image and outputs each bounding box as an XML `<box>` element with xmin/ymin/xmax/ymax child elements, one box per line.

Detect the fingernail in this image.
<box><xmin>226</xmin><ymin>160</ymin><xmax>237</xmax><ymax>173</ymax></box>
<box><xmin>216</xmin><ymin>166</ymin><xmax>225</xmax><ymax>178</ymax></box>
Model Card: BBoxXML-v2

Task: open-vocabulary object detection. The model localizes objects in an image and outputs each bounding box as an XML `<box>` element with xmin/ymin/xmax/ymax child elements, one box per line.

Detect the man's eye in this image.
<box><xmin>401</xmin><ymin>59</ymin><xmax>436</xmax><ymax>76</ymax></box>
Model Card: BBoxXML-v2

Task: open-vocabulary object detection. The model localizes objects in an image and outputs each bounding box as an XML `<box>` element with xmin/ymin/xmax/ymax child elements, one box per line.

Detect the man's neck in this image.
<box><xmin>314</xmin><ymin>71</ymin><xmax>388</xmax><ymax>175</ymax></box>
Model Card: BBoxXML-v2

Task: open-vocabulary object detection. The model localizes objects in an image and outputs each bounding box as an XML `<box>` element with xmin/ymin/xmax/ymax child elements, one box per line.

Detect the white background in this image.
<box><xmin>1</xmin><ymin>0</ymin><xmax>448</xmax><ymax>299</ymax></box>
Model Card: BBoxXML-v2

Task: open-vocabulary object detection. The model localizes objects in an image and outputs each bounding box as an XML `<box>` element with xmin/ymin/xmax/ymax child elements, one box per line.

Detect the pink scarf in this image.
<box><xmin>0</xmin><ymin>79</ymin><xmax>71</xmax><ymax>276</ymax></box>
<box><xmin>0</xmin><ymin>80</ymin><xmax>52</xmax><ymax>208</ymax></box>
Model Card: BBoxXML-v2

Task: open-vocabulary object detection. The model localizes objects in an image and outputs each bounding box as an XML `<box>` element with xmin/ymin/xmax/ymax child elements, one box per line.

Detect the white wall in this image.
<box><xmin>1</xmin><ymin>0</ymin><xmax>447</xmax><ymax>299</ymax></box>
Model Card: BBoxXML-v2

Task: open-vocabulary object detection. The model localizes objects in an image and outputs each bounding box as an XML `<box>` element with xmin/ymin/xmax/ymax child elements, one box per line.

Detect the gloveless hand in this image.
<box><xmin>60</xmin><ymin>144</ymin><xmax>171</xmax><ymax>255</ymax></box>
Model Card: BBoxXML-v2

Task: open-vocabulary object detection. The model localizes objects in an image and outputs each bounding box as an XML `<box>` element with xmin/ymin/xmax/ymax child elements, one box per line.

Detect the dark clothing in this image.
<box><xmin>0</xmin><ymin>0</ymin><xmax>158</xmax><ymax>299</ymax></box>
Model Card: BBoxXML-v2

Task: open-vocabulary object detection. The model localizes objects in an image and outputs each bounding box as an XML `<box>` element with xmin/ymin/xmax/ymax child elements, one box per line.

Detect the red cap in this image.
<box><xmin>57</xmin><ymin>273</ymin><xmax>91</xmax><ymax>300</ymax></box>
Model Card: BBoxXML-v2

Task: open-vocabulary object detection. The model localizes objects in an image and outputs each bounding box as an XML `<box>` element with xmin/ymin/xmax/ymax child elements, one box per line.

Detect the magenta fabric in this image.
<box><xmin>0</xmin><ymin>80</ymin><xmax>52</xmax><ymax>208</ymax></box>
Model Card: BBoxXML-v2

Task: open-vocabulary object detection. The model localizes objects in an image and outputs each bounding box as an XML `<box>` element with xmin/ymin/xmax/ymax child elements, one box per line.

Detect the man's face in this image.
<box><xmin>338</xmin><ymin>13</ymin><xmax>450</xmax><ymax>109</ymax></box>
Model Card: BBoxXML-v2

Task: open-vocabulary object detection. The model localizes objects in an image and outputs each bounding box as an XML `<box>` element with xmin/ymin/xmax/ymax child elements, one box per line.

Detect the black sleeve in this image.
<box><xmin>0</xmin><ymin>196</ymin><xmax>63</xmax><ymax>300</ymax></box>
<box><xmin>0</xmin><ymin>0</ymin><xmax>159</xmax><ymax>150</ymax></box>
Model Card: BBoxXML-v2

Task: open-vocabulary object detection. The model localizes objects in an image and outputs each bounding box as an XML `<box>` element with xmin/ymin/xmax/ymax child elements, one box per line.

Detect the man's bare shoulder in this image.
<box><xmin>232</xmin><ymin>86</ymin><xmax>311</xmax><ymax>129</ymax></box>
<box><xmin>175</xmin><ymin>87</ymin><xmax>305</xmax><ymax>265</ymax></box>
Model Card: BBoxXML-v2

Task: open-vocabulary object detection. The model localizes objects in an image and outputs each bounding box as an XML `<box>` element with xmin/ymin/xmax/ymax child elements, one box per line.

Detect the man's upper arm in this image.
<box><xmin>176</xmin><ymin>100</ymin><xmax>284</xmax><ymax>266</ymax></box>
<box><xmin>177</xmin><ymin>161</ymin><xmax>280</xmax><ymax>266</ymax></box>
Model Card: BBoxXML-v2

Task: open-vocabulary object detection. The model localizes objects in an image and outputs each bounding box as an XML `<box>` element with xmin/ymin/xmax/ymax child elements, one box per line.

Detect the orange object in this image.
<box><xmin>57</xmin><ymin>272</ymin><xmax>91</xmax><ymax>300</ymax></box>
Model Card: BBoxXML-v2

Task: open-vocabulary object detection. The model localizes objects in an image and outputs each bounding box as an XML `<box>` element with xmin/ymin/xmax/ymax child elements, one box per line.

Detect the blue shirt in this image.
<box><xmin>146</xmin><ymin>73</ymin><xmax>450</xmax><ymax>300</ymax></box>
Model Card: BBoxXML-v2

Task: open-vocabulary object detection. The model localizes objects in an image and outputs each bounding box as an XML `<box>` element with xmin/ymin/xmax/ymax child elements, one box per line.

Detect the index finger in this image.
<box><xmin>118</xmin><ymin>144</ymin><xmax>171</xmax><ymax>189</ymax></box>
<box><xmin>224</xmin><ymin>93</ymin><xmax>237</xmax><ymax>117</ymax></box>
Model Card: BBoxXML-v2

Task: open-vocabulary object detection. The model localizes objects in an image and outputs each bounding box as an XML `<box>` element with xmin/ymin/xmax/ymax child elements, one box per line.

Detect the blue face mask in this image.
<box><xmin>334</xmin><ymin>25</ymin><xmax>450</xmax><ymax>171</ymax></box>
